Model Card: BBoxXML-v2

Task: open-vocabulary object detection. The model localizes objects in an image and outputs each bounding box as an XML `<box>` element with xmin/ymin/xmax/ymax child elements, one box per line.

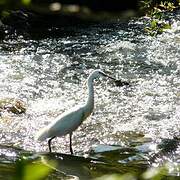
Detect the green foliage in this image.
<box><xmin>14</xmin><ymin>157</ymin><xmax>53</xmax><ymax>180</ymax></box>
<box><xmin>140</xmin><ymin>0</ymin><xmax>179</xmax><ymax>14</ymax></box>
<box><xmin>21</xmin><ymin>0</ymin><xmax>31</xmax><ymax>6</ymax></box>
<box><xmin>144</xmin><ymin>19</ymin><xmax>171</xmax><ymax>36</ymax></box>
<box><xmin>159</xmin><ymin>1</ymin><xmax>176</xmax><ymax>11</ymax></box>
<box><xmin>139</xmin><ymin>0</ymin><xmax>153</xmax><ymax>12</ymax></box>
<box><xmin>140</xmin><ymin>0</ymin><xmax>180</xmax><ymax>36</ymax></box>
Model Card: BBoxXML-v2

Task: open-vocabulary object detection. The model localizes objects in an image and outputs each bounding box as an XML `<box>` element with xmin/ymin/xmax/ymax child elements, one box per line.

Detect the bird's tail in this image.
<box><xmin>35</xmin><ymin>127</ymin><xmax>49</xmax><ymax>141</ymax></box>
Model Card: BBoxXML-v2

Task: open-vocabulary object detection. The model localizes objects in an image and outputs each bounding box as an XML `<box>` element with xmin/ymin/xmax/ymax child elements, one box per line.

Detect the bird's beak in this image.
<box><xmin>100</xmin><ymin>71</ymin><xmax>130</xmax><ymax>87</ymax></box>
<box><xmin>100</xmin><ymin>72</ymin><xmax>116</xmax><ymax>81</ymax></box>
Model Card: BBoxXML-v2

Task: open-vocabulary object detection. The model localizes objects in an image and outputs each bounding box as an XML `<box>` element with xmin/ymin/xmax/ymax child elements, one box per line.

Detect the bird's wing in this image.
<box><xmin>36</xmin><ymin>105</ymin><xmax>85</xmax><ymax>141</ymax></box>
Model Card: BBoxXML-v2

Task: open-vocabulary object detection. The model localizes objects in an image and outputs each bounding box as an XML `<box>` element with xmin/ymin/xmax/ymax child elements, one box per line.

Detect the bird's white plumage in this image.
<box><xmin>35</xmin><ymin>105</ymin><xmax>85</xmax><ymax>141</ymax></box>
<box><xmin>35</xmin><ymin>69</ymin><xmax>116</xmax><ymax>153</ymax></box>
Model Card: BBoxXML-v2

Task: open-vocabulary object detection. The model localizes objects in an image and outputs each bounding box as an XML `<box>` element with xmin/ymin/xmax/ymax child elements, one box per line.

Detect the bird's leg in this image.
<box><xmin>69</xmin><ymin>133</ymin><xmax>73</xmax><ymax>155</ymax></box>
<box><xmin>48</xmin><ymin>136</ymin><xmax>56</xmax><ymax>153</ymax></box>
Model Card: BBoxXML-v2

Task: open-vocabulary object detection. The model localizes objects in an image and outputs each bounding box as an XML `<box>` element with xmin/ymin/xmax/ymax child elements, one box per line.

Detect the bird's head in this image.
<box><xmin>88</xmin><ymin>69</ymin><xmax>130</xmax><ymax>87</ymax></box>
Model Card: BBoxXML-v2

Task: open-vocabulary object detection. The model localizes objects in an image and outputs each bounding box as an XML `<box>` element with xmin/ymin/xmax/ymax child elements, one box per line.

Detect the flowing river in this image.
<box><xmin>0</xmin><ymin>11</ymin><xmax>180</xmax><ymax>179</ymax></box>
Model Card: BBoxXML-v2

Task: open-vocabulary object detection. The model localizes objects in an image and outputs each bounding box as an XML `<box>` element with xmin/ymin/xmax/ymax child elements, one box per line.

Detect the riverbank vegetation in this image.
<box><xmin>140</xmin><ymin>0</ymin><xmax>180</xmax><ymax>35</ymax></box>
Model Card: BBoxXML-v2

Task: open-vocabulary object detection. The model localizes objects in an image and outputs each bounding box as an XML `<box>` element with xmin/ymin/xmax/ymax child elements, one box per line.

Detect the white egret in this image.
<box><xmin>35</xmin><ymin>69</ymin><xmax>117</xmax><ymax>154</ymax></box>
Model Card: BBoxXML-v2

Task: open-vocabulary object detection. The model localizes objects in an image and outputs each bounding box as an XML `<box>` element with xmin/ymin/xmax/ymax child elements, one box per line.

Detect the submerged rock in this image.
<box><xmin>0</xmin><ymin>98</ymin><xmax>26</xmax><ymax>114</ymax></box>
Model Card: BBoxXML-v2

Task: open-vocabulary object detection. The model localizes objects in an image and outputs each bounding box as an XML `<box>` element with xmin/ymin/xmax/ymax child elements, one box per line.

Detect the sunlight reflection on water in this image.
<box><xmin>0</xmin><ymin>18</ymin><xmax>179</xmax><ymax>159</ymax></box>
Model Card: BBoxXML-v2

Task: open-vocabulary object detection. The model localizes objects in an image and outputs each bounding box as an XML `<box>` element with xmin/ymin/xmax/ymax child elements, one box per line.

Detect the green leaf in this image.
<box><xmin>23</xmin><ymin>162</ymin><xmax>52</xmax><ymax>180</ymax></box>
<box><xmin>150</xmin><ymin>20</ymin><xmax>158</xmax><ymax>29</ymax></box>
<box><xmin>162</xmin><ymin>23</ymin><xmax>171</xmax><ymax>29</ymax></box>
<box><xmin>21</xmin><ymin>0</ymin><xmax>31</xmax><ymax>6</ymax></box>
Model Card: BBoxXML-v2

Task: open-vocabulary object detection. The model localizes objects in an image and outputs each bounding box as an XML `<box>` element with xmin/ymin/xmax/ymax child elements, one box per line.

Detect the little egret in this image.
<box><xmin>35</xmin><ymin>69</ymin><xmax>117</xmax><ymax>154</ymax></box>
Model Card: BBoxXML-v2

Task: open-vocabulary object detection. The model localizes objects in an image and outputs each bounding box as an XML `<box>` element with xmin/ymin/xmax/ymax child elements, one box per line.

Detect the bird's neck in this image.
<box><xmin>85</xmin><ymin>77</ymin><xmax>94</xmax><ymax>116</ymax></box>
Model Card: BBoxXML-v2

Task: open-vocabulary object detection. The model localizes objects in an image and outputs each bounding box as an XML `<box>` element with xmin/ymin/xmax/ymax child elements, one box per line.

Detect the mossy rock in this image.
<box><xmin>0</xmin><ymin>98</ymin><xmax>26</xmax><ymax>114</ymax></box>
